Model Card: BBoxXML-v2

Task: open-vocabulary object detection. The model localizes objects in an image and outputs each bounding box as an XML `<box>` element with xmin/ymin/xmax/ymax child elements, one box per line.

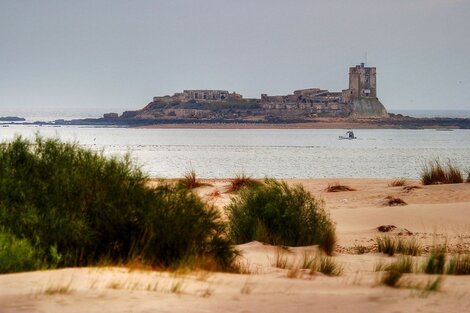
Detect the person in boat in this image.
<box><xmin>348</xmin><ymin>131</ymin><xmax>355</xmax><ymax>139</ymax></box>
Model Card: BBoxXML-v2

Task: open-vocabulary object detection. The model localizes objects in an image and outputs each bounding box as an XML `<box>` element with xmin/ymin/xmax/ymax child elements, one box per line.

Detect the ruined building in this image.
<box><xmin>152</xmin><ymin>90</ymin><xmax>242</xmax><ymax>103</ymax></box>
<box><xmin>260</xmin><ymin>63</ymin><xmax>388</xmax><ymax>118</ymax></box>
<box><xmin>120</xmin><ymin>64</ymin><xmax>388</xmax><ymax>121</ymax></box>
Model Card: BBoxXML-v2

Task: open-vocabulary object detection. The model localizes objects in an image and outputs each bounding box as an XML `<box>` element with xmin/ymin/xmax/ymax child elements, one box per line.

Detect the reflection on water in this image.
<box><xmin>1</xmin><ymin>125</ymin><xmax>469</xmax><ymax>178</ymax></box>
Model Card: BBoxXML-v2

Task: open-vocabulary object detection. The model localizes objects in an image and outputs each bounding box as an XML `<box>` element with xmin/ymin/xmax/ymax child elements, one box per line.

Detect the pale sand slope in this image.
<box><xmin>1</xmin><ymin>179</ymin><xmax>470</xmax><ymax>313</ymax></box>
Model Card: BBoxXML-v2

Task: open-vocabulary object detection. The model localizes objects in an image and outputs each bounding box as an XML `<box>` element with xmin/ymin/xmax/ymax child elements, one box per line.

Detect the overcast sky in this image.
<box><xmin>1</xmin><ymin>0</ymin><xmax>469</xmax><ymax>116</ymax></box>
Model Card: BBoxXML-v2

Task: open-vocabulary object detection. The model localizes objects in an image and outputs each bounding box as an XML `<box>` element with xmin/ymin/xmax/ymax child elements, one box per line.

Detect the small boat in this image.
<box><xmin>339</xmin><ymin>130</ymin><xmax>357</xmax><ymax>140</ymax></box>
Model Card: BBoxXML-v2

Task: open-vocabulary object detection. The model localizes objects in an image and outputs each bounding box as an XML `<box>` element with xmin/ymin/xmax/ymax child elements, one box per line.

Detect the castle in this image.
<box><xmin>259</xmin><ymin>63</ymin><xmax>387</xmax><ymax>118</ymax></box>
<box><xmin>119</xmin><ymin>64</ymin><xmax>388</xmax><ymax>121</ymax></box>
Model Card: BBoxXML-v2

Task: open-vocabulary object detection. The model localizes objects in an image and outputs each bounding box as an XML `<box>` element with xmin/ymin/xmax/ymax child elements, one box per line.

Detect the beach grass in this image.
<box><xmin>180</xmin><ymin>168</ymin><xmax>201</xmax><ymax>189</ymax></box>
<box><xmin>421</xmin><ymin>159</ymin><xmax>463</xmax><ymax>185</ymax></box>
<box><xmin>376</xmin><ymin>236</ymin><xmax>421</xmax><ymax>256</ymax></box>
<box><xmin>446</xmin><ymin>254</ymin><xmax>470</xmax><ymax>275</ymax></box>
<box><xmin>229</xmin><ymin>173</ymin><xmax>262</xmax><ymax>192</ymax></box>
<box><xmin>226</xmin><ymin>179</ymin><xmax>336</xmax><ymax>255</ymax></box>
<box><xmin>423</xmin><ymin>245</ymin><xmax>447</xmax><ymax>274</ymax></box>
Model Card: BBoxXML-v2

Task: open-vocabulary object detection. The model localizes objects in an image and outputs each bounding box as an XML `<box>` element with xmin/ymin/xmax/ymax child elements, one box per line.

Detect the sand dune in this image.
<box><xmin>1</xmin><ymin>178</ymin><xmax>470</xmax><ymax>312</ymax></box>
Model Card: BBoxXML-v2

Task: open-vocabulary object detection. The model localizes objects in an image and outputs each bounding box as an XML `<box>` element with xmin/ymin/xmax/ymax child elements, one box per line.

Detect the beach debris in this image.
<box><xmin>378</xmin><ymin>225</ymin><xmax>397</xmax><ymax>232</ymax></box>
<box><xmin>384</xmin><ymin>196</ymin><xmax>407</xmax><ymax>206</ymax></box>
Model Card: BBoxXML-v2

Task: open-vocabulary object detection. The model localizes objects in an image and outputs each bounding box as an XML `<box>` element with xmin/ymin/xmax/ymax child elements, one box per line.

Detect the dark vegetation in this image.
<box><xmin>229</xmin><ymin>174</ymin><xmax>262</xmax><ymax>192</ymax></box>
<box><xmin>0</xmin><ymin>136</ymin><xmax>235</xmax><ymax>273</ymax></box>
<box><xmin>147</xmin><ymin>99</ymin><xmax>260</xmax><ymax>112</ymax></box>
<box><xmin>384</xmin><ymin>196</ymin><xmax>407</xmax><ymax>206</ymax></box>
<box><xmin>421</xmin><ymin>159</ymin><xmax>463</xmax><ymax>185</ymax></box>
<box><xmin>180</xmin><ymin>169</ymin><xmax>201</xmax><ymax>189</ymax></box>
<box><xmin>325</xmin><ymin>182</ymin><xmax>356</xmax><ymax>192</ymax></box>
<box><xmin>375</xmin><ymin>236</ymin><xmax>421</xmax><ymax>256</ymax></box>
<box><xmin>226</xmin><ymin>179</ymin><xmax>336</xmax><ymax>255</ymax></box>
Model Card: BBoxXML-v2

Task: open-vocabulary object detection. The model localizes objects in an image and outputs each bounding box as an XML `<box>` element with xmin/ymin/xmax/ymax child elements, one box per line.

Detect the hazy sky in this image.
<box><xmin>1</xmin><ymin>0</ymin><xmax>469</xmax><ymax>116</ymax></box>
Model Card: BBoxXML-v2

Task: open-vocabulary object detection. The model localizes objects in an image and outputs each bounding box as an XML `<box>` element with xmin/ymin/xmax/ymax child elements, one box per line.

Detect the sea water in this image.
<box><xmin>1</xmin><ymin>125</ymin><xmax>469</xmax><ymax>179</ymax></box>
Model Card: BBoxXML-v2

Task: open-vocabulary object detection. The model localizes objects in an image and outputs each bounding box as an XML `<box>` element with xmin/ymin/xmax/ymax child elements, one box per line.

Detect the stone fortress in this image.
<box><xmin>120</xmin><ymin>64</ymin><xmax>388</xmax><ymax>121</ymax></box>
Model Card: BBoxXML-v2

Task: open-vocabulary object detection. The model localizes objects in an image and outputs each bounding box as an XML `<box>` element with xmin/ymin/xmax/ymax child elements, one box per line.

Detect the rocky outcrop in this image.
<box><xmin>350</xmin><ymin>98</ymin><xmax>389</xmax><ymax>118</ymax></box>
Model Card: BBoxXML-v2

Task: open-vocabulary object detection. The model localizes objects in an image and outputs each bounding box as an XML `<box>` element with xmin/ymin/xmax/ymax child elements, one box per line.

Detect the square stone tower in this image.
<box><xmin>348</xmin><ymin>63</ymin><xmax>377</xmax><ymax>100</ymax></box>
<box><xmin>342</xmin><ymin>63</ymin><xmax>388</xmax><ymax>118</ymax></box>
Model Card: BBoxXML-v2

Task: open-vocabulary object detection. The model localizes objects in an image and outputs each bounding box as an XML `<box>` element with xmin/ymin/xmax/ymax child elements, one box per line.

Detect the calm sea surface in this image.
<box><xmin>1</xmin><ymin>125</ymin><xmax>469</xmax><ymax>179</ymax></box>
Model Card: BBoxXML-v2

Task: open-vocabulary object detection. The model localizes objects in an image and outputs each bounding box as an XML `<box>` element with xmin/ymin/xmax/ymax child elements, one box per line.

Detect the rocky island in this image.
<box><xmin>119</xmin><ymin>63</ymin><xmax>389</xmax><ymax>123</ymax></box>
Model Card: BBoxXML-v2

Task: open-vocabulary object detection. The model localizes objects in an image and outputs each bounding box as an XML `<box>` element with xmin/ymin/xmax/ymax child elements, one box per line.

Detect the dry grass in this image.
<box><xmin>376</xmin><ymin>236</ymin><xmax>421</xmax><ymax>256</ymax></box>
<box><xmin>326</xmin><ymin>182</ymin><xmax>356</xmax><ymax>192</ymax></box>
<box><xmin>310</xmin><ymin>255</ymin><xmax>343</xmax><ymax>276</ymax></box>
<box><xmin>384</xmin><ymin>196</ymin><xmax>407</xmax><ymax>206</ymax></box>
<box><xmin>389</xmin><ymin>179</ymin><xmax>406</xmax><ymax>187</ymax></box>
<box><xmin>447</xmin><ymin>254</ymin><xmax>470</xmax><ymax>275</ymax></box>
<box><xmin>421</xmin><ymin>159</ymin><xmax>463</xmax><ymax>185</ymax></box>
<box><xmin>271</xmin><ymin>247</ymin><xmax>290</xmax><ymax>269</ymax></box>
<box><xmin>44</xmin><ymin>284</ymin><xmax>73</xmax><ymax>295</ymax></box>
<box><xmin>181</xmin><ymin>169</ymin><xmax>201</xmax><ymax>189</ymax></box>
<box><xmin>229</xmin><ymin>174</ymin><xmax>262</xmax><ymax>192</ymax></box>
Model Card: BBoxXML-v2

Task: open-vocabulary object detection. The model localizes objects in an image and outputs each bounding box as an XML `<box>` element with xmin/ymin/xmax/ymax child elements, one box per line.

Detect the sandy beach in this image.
<box><xmin>1</xmin><ymin>178</ymin><xmax>470</xmax><ymax>313</ymax></box>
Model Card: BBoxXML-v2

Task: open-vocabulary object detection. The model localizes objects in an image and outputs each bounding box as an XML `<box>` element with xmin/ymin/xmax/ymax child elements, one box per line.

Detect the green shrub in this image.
<box><xmin>132</xmin><ymin>184</ymin><xmax>236</xmax><ymax>270</ymax></box>
<box><xmin>421</xmin><ymin>159</ymin><xmax>463</xmax><ymax>185</ymax></box>
<box><xmin>0</xmin><ymin>136</ymin><xmax>235</xmax><ymax>271</ymax></box>
<box><xmin>0</xmin><ymin>229</ymin><xmax>40</xmax><ymax>273</ymax></box>
<box><xmin>226</xmin><ymin>179</ymin><xmax>336</xmax><ymax>255</ymax></box>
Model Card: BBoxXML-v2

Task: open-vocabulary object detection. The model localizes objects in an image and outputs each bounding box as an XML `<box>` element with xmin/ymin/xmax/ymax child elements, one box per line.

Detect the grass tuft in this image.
<box><xmin>325</xmin><ymin>182</ymin><xmax>356</xmax><ymax>192</ymax></box>
<box><xmin>423</xmin><ymin>245</ymin><xmax>447</xmax><ymax>274</ymax></box>
<box><xmin>381</xmin><ymin>270</ymin><xmax>403</xmax><ymax>287</ymax></box>
<box><xmin>272</xmin><ymin>247</ymin><xmax>290</xmax><ymax>269</ymax></box>
<box><xmin>376</xmin><ymin>236</ymin><xmax>396</xmax><ymax>256</ymax></box>
<box><xmin>229</xmin><ymin>173</ymin><xmax>262</xmax><ymax>192</ymax></box>
<box><xmin>446</xmin><ymin>254</ymin><xmax>470</xmax><ymax>275</ymax></box>
<box><xmin>180</xmin><ymin>168</ymin><xmax>201</xmax><ymax>189</ymax></box>
<box><xmin>310</xmin><ymin>255</ymin><xmax>343</xmax><ymax>276</ymax></box>
<box><xmin>376</xmin><ymin>236</ymin><xmax>421</xmax><ymax>256</ymax></box>
<box><xmin>421</xmin><ymin>159</ymin><xmax>463</xmax><ymax>185</ymax></box>
<box><xmin>386</xmin><ymin>256</ymin><xmax>415</xmax><ymax>273</ymax></box>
